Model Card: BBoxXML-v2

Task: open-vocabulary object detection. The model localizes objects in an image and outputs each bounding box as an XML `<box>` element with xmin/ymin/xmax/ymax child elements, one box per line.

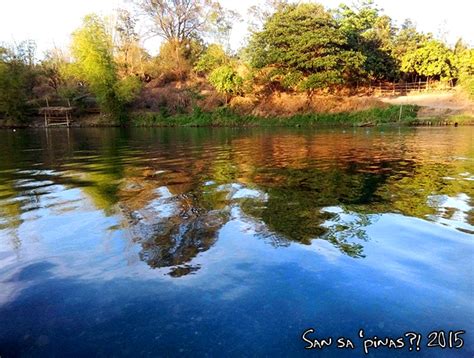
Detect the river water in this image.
<box><xmin>0</xmin><ymin>127</ymin><xmax>473</xmax><ymax>357</ymax></box>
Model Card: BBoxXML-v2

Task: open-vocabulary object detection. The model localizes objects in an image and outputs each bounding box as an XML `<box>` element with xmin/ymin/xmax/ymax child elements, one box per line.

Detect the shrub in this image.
<box><xmin>208</xmin><ymin>65</ymin><xmax>243</xmax><ymax>103</ymax></box>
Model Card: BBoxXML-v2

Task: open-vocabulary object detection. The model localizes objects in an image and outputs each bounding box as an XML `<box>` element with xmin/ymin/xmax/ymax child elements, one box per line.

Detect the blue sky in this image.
<box><xmin>0</xmin><ymin>0</ymin><xmax>472</xmax><ymax>57</ymax></box>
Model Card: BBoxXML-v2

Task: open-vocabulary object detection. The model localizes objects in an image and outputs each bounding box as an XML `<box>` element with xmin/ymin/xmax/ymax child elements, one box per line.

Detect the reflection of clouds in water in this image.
<box><xmin>459</xmin><ymin>172</ymin><xmax>474</xmax><ymax>181</ymax></box>
<box><xmin>1</xmin><ymin>206</ymin><xmax>471</xmax><ymax>307</ymax></box>
<box><xmin>357</xmin><ymin>214</ymin><xmax>472</xmax><ymax>308</ymax></box>
<box><xmin>428</xmin><ymin>193</ymin><xmax>474</xmax><ymax>233</ymax></box>
<box><xmin>232</xmin><ymin>188</ymin><xmax>268</xmax><ymax>201</ymax></box>
<box><xmin>1</xmin><ymin>127</ymin><xmax>474</xmax><ymax>344</ymax></box>
<box><xmin>146</xmin><ymin>200</ymin><xmax>178</xmax><ymax>218</ymax></box>
<box><xmin>301</xmin><ymin>239</ymin><xmax>342</xmax><ymax>263</ymax></box>
<box><xmin>154</xmin><ymin>186</ymin><xmax>173</xmax><ymax>199</ymax></box>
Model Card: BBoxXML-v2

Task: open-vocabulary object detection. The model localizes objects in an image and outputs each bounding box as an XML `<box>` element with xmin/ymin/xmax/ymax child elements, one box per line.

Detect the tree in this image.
<box><xmin>454</xmin><ymin>39</ymin><xmax>474</xmax><ymax>97</ymax></box>
<box><xmin>208</xmin><ymin>65</ymin><xmax>243</xmax><ymax>103</ymax></box>
<box><xmin>114</xmin><ymin>9</ymin><xmax>148</xmax><ymax>77</ymax></box>
<box><xmin>194</xmin><ymin>43</ymin><xmax>229</xmax><ymax>74</ymax></box>
<box><xmin>247</xmin><ymin>0</ymin><xmax>288</xmax><ymax>33</ymax></box>
<box><xmin>392</xmin><ymin>19</ymin><xmax>431</xmax><ymax>62</ymax></box>
<box><xmin>155</xmin><ymin>38</ymin><xmax>204</xmax><ymax>81</ymax></box>
<box><xmin>336</xmin><ymin>0</ymin><xmax>398</xmax><ymax>81</ymax></box>
<box><xmin>247</xmin><ymin>3</ymin><xmax>365</xmax><ymax>91</ymax></box>
<box><xmin>70</xmin><ymin>14</ymin><xmax>141</xmax><ymax>121</ymax></box>
<box><xmin>133</xmin><ymin>0</ymin><xmax>234</xmax><ymax>45</ymax></box>
<box><xmin>401</xmin><ymin>40</ymin><xmax>456</xmax><ymax>81</ymax></box>
<box><xmin>0</xmin><ymin>41</ymin><xmax>38</xmax><ymax>120</ymax></box>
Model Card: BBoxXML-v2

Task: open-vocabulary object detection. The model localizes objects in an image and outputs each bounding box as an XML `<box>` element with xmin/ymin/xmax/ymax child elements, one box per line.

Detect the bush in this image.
<box><xmin>194</xmin><ymin>44</ymin><xmax>228</xmax><ymax>74</ymax></box>
<box><xmin>0</xmin><ymin>44</ymin><xmax>38</xmax><ymax>121</ymax></box>
<box><xmin>208</xmin><ymin>65</ymin><xmax>243</xmax><ymax>103</ymax></box>
<box><xmin>115</xmin><ymin>76</ymin><xmax>142</xmax><ymax>103</ymax></box>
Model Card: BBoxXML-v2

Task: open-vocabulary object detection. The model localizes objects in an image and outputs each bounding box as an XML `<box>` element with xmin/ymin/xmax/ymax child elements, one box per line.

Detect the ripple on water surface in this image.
<box><xmin>0</xmin><ymin>127</ymin><xmax>472</xmax><ymax>357</ymax></box>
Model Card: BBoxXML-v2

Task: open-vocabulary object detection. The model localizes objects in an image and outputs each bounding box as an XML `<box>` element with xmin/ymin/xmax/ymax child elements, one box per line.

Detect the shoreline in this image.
<box><xmin>1</xmin><ymin>104</ymin><xmax>473</xmax><ymax>129</ymax></box>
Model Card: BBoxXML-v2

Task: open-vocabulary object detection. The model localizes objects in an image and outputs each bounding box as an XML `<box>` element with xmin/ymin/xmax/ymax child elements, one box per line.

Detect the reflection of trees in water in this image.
<box><xmin>117</xmin><ymin>164</ymin><xmax>378</xmax><ymax>272</ymax></box>
<box><xmin>240</xmin><ymin>194</ymin><xmax>374</xmax><ymax>258</ymax></box>
<box><xmin>1</xmin><ymin>128</ymin><xmax>473</xmax><ymax>274</ymax></box>
<box><xmin>238</xmin><ymin>166</ymin><xmax>387</xmax><ymax>257</ymax></box>
<box><xmin>119</xmin><ymin>179</ymin><xmax>232</xmax><ymax>275</ymax></box>
<box><xmin>98</xmin><ymin>150</ymin><xmax>473</xmax><ymax>273</ymax></box>
<box><xmin>319</xmin><ymin>208</ymin><xmax>374</xmax><ymax>258</ymax></box>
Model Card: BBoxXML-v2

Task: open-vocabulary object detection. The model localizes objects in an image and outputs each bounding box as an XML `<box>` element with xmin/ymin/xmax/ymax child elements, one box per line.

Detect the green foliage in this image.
<box><xmin>208</xmin><ymin>65</ymin><xmax>243</xmax><ymax>101</ymax></box>
<box><xmin>154</xmin><ymin>39</ymin><xmax>204</xmax><ymax>81</ymax></box>
<box><xmin>392</xmin><ymin>19</ymin><xmax>431</xmax><ymax>61</ymax></box>
<box><xmin>115</xmin><ymin>75</ymin><xmax>142</xmax><ymax>103</ymax></box>
<box><xmin>401</xmin><ymin>40</ymin><xmax>456</xmax><ymax>81</ymax></box>
<box><xmin>455</xmin><ymin>46</ymin><xmax>474</xmax><ymax>98</ymax></box>
<box><xmin>132</xmin><ymin>105</ymin><xmax>418</xmax><ymax>127</ymax></box>
<box><xmin>70</xmin><ymin>14</ymin><xmax>139</xmax><ymax>122</ymax></box>
<box><xmin>247</xmin><ymin>3</ymin><xmax>365</xmax><ymax>90</ymax></box>
<box><xmin>194</xmin><ymin>44</ymin><xmax>228</xmax><ymax>74</ymax></box>
<box><xmin>281</xmin><ymin>71</ymin><xmax>303</xmax><ymax>90</ymax></box>
<box><xmin>336</xmin><ymin>1</ymin><xmax>399</xmax><ymax>81</ymax></box>
<box><xmin>0</xmin><ymin>42</ymin><xmax>38</xmax><ymax>120</ymax></box>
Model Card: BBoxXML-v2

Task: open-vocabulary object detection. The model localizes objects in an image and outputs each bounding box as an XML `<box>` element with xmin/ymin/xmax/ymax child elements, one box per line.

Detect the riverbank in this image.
<box><xmin>0</xmin><ymin>104</ymin><xmax>413</xmax><ymax>128</ymax></box>
<box><xmin>2</xmin><ymin>104</ymin><xmax>474</xmax><ymax>128</ymax></box>
<box><xmin>131</xmin><ymin>105</ymin><xmax>421</xmax><ymax>127</ymax></box>
<box><xmin>2</xmin><ymin>91</ymin><xmax>474</xmax><ymax>128</ymax></box>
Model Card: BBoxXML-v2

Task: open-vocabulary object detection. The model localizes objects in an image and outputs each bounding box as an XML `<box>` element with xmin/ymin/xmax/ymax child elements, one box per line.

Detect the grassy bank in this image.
<box><xmin>132</xmin><ymin>105</ymin><xmax>419</xmax><ymax>127</ymax></box>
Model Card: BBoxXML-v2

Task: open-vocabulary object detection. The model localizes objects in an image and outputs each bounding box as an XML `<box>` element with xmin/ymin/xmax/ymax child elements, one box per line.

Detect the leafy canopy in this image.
<box><xmin>247</xmin><ymin>3</ymin><xmax>365</xmax><ymax>89</ymax></box>
<box><xmin>194</xmin><ymin>44</ymin><xmax>229</xmax><ymax>74</ymax></box>
<box><xmin>70</xmin><ymin>14</ymin><xmax>140</xmax><ymax>121</ymax></box>
<box><xmin>336</xmin><ymin>0</ymin><xmax>398</xmax><ymax>81</ymax></box>
<box><xmin>401</xmin><ymin>40</ymin><xmax>457</xmax><ymax>80</ymax></box>
<box><xmin>0</xmin><ymin>42</ymin><xmax>38</xmax><ymax>120</ymax></box>
<box><xmin>208</xmin><ymin>65</ymin><xmax>243</xmax><ymax>101</ymax></box>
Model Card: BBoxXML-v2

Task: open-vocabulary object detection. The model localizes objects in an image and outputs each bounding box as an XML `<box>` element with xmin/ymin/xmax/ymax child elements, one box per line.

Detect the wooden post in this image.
<box><xmin>44</xmin><ymin>111</ymin><xmax>48</xmax><ymax>127</ymax></box>
<box><xmin>399</xmin><ymin>104</ymin><xmax>403</xmax><ymax>122</ymax></box>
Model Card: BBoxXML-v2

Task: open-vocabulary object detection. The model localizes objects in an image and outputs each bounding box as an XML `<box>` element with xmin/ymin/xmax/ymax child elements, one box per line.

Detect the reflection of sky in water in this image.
<box><xmin>428</xmin><ymin>193</ymin><xmax>474</xmax><ymax>232</ymax></box>
<box><xmin>0</xmin><ymin>127</ymin><xmax>473</xmax><ymax>356</ymax></box>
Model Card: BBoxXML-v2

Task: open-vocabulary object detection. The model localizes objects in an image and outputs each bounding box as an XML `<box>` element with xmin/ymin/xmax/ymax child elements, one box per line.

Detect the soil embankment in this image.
<box><xmin>2</xmin><ymin>82</ymin><xmax>473</xmax><ymax>127</ymax></box>
<box><xmin>380</xmin><ymin>92</ymin><xmax>474</xmax><ymax>123</ymax></box>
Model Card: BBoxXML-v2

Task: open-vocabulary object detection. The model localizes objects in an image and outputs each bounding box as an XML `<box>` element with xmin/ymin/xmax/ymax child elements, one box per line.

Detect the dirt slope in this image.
<box><xmin>380</xmin><ymin>92</ymin><xmax>474</xmax><ymax>119</ymax></box>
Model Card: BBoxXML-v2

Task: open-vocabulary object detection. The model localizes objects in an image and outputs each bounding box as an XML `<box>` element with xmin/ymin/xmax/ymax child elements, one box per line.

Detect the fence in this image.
<box><xmin>369</xmin><ymin>81</ymin><xmax>454</xmax><ymax>96</ymax></box>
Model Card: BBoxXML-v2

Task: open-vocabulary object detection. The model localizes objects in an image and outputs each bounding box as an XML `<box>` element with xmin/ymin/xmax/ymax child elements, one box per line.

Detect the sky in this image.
<box><xmin>0</xmin><ymin>0</ymin><xmax>473</xmax><ymax>58</ymax></box>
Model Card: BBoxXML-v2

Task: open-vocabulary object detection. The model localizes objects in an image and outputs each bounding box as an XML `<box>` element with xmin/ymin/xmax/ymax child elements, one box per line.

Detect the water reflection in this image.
<box><xmin>0</xmin><ymin>127</ymin><xmax>473</xmax><ymax>275</ymax></box>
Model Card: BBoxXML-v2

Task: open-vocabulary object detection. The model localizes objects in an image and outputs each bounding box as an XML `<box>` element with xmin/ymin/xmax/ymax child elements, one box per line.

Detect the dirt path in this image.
<box><xmin>380</xmin><ymin>92</ymin><xmax>473</xmax><ymax>118</ymax></box>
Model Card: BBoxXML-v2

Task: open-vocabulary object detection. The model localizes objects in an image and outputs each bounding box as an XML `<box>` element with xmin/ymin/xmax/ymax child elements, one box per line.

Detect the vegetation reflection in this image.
<box><xmin>0</xmin><ymin>128</ymin><xmax>472</xmax><ymax>274</ymax></box>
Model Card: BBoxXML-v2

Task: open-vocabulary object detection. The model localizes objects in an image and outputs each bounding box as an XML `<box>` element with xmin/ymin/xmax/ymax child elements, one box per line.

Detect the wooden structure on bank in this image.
<box><xmin>39</xmin><ymin>98</ymin><xmax>73</xmax><ymax>127</ymax></box>
<box><xmin>371</xmin><ymin>80</ymin><xmax>454</xmax><ymax>96</ymax></box>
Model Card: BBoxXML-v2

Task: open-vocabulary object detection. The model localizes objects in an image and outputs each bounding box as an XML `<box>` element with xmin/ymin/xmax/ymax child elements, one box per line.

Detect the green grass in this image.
<box><xmin>131</xmin><ymin>105</ymin><xmax>420</xmax><ymax>127</ymax></box>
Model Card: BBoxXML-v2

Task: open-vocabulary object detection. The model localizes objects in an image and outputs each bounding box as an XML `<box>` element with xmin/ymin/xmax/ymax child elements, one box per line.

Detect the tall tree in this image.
<box><xmin>453</xmin><ymin>39</ymin><xmax>474</xmax><ymax>97</ymax></box>
<box><xmin>336</xmin><ymin>0</ymin><xmax>398</xmax><ymax>81</ymax></box>
<box><xmin>0</xmin><ymin>42</ymin><xmax>38</xmax><ymax>120</ymax></box>
<box><xmin>133</xmin><ymin>0</ymin><xmax>234</xmax><ymax>44</ymax></box>
<box><xmin>392</xmin><ymin>19</ymin><xmax>431</xmax><ymax>62</ymax></box>
<box><xmin>401</xmin><ymin>40</ymin><xmax>456</xmax><ymax>81</ymax></box>
<box><xmin>114</xmin><ymin>9</ymin><xmax>148</xmax><ymax>77</ymax></box>
<box><xmin>70</xmin><ymin>14</ymin><xmax>140</xmax><ymax>121</ymax></box>
<box><xmin>247</xmin><ymin>3</ymin><xmax>365</xmax><ymax>91</ymax></box>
